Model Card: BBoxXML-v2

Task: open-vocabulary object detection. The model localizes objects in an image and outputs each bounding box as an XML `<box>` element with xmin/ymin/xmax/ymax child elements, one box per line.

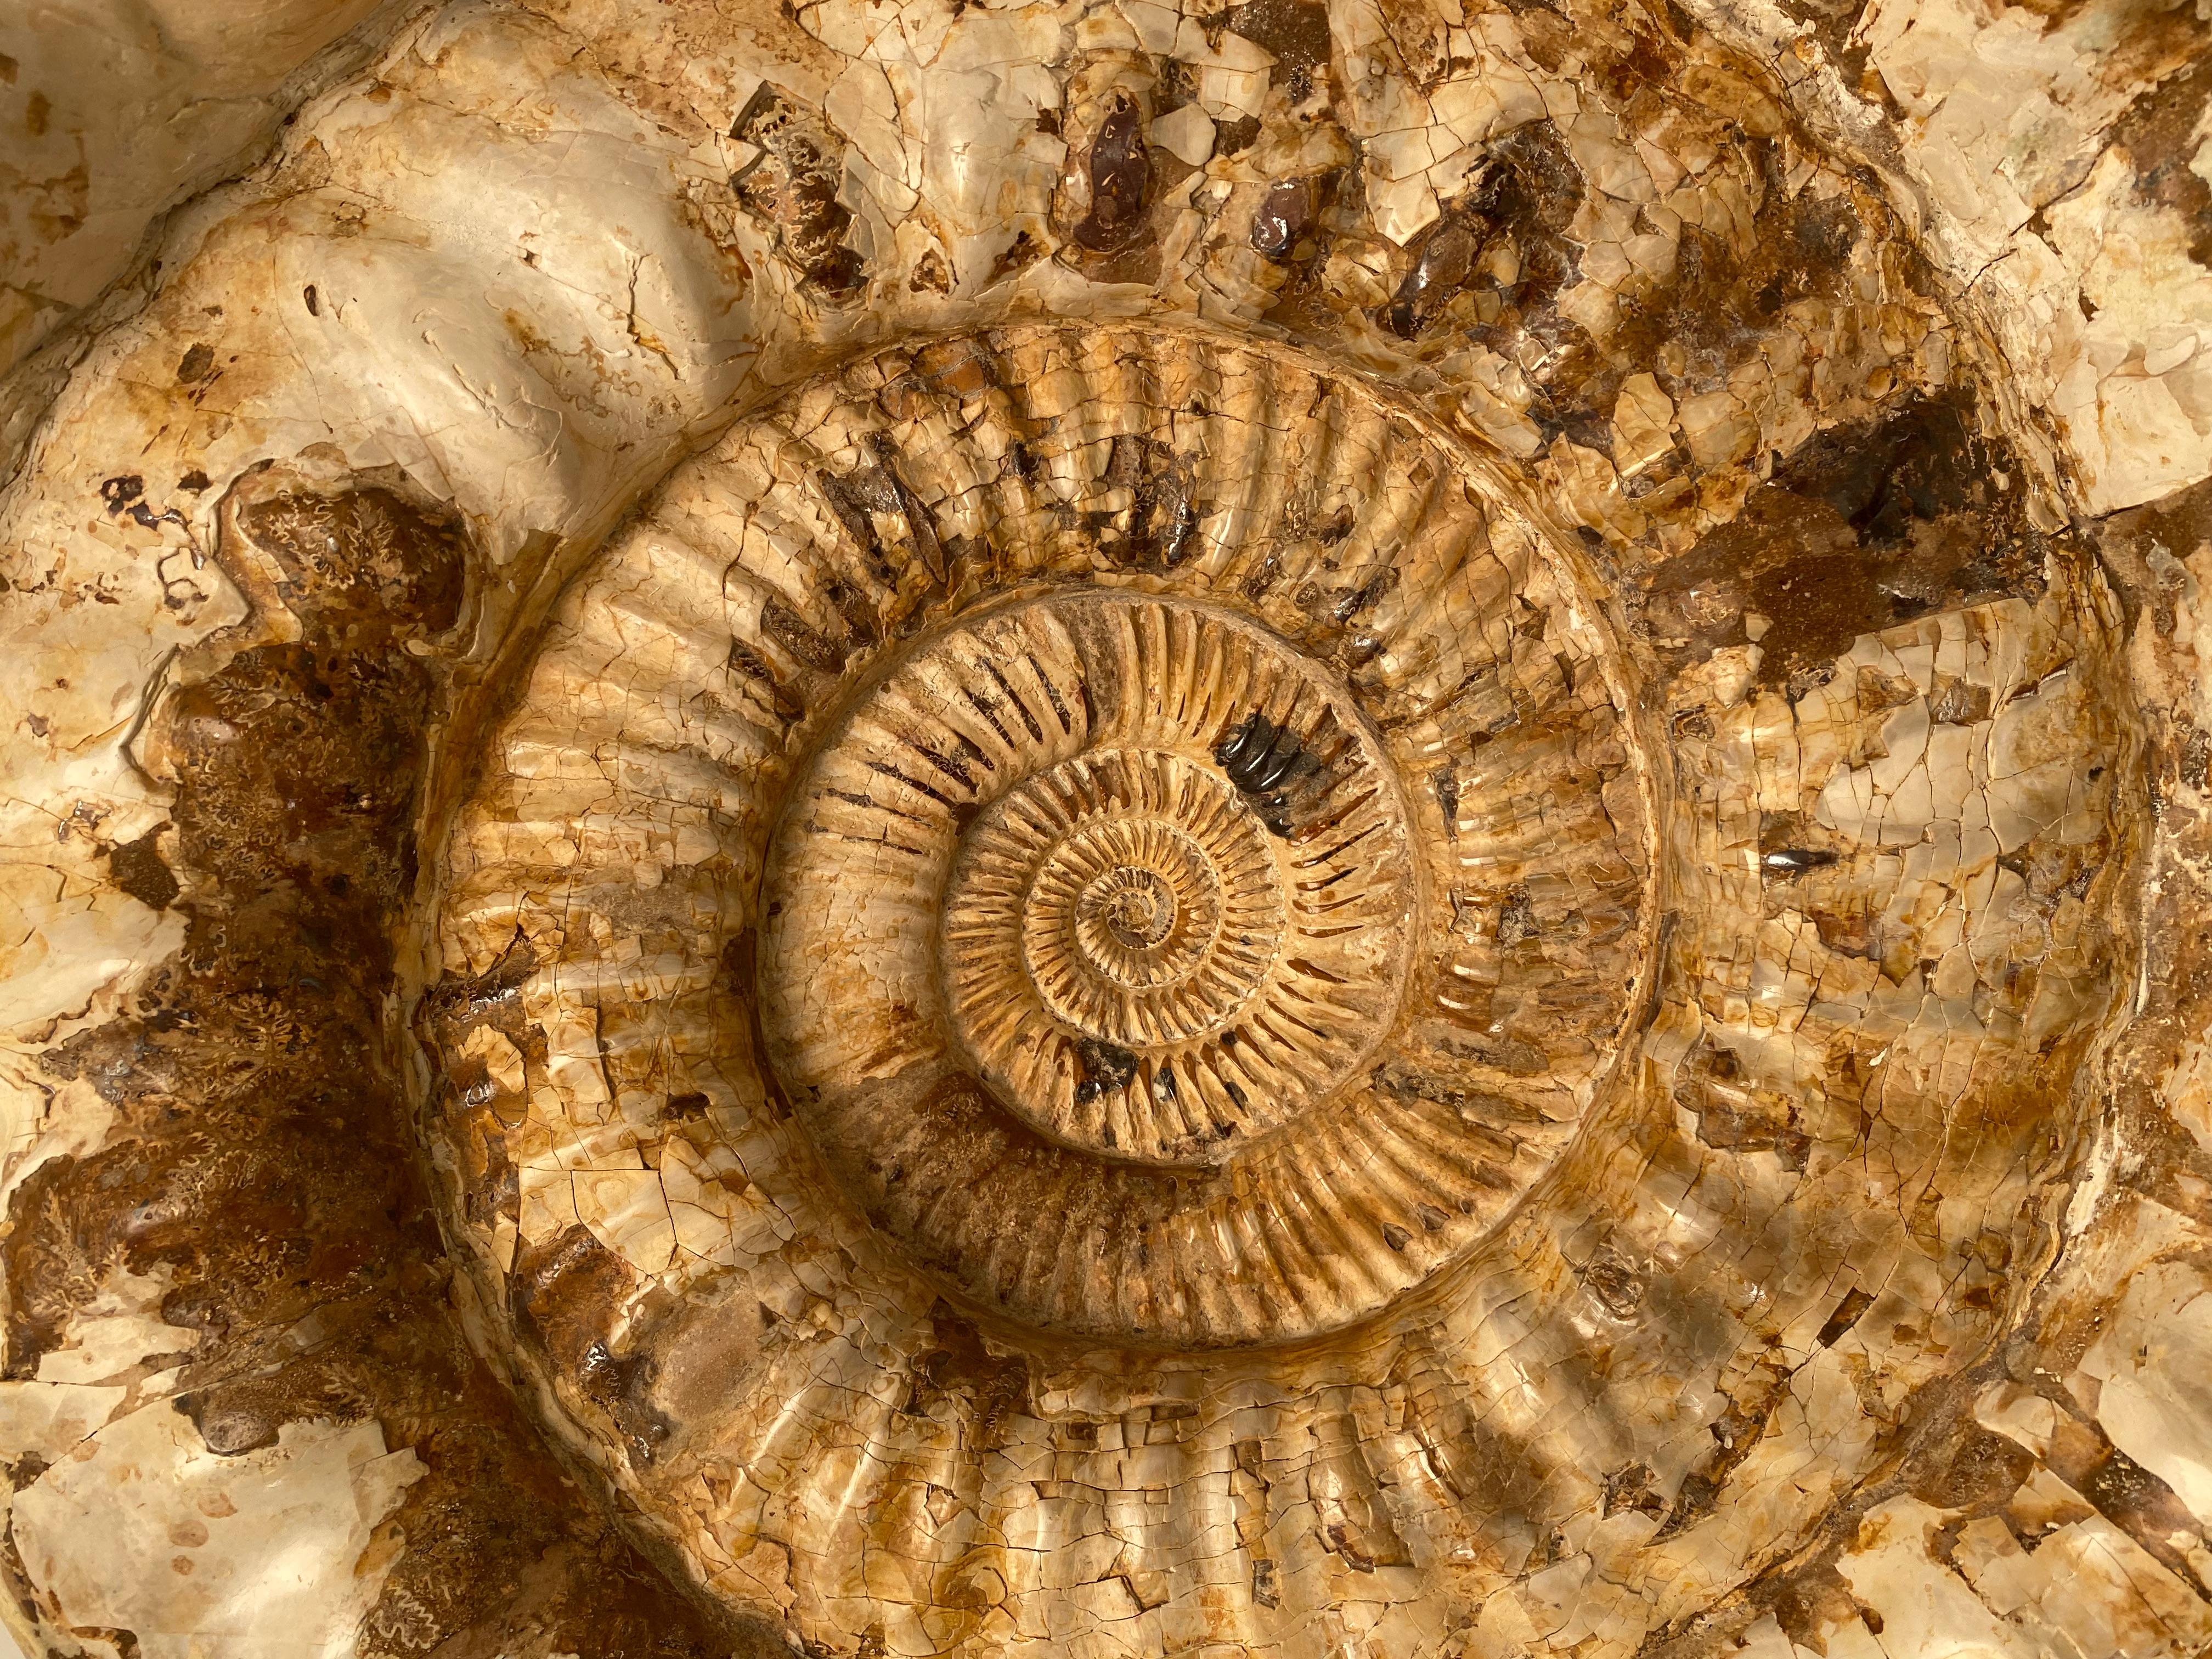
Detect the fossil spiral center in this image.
<box><xmin>962</xmin><ymin>758</ymin><xmax>1284</xmax><ymax>1077</ymax></box>
<box><xmin>447</xmin><ymin>325</ymin><xmax>1663</xmax><ymax>1352</ymax></box>
<box><xmin>764</xmin><ymin>589</ymin><xmax>1418</xmax><ymax>1192</ymax></box>
<box><xmin>1094</xmin><ymin>868</ymin><xmax>1172</xmax><ymax>949</ymax></box>
<box><xmin>1103</xmin><ymin>877</ymin><xmax>1163</xmax><ymax>938</ymax></box>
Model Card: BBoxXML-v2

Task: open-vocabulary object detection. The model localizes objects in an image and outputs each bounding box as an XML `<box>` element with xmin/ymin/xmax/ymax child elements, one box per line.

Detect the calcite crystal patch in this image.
<box><xmin>0</xmin><ymin>0</ymin><xmax>2208</xmax><ymax>1655</ymax></box>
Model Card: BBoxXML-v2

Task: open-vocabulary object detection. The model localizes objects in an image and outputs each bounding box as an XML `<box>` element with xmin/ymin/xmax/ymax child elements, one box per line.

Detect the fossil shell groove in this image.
<box><xmin>2</xmin><ymin>0</ymin><xmax>2201</xmax><ymax>1643</ymax></box>
<box><xmin>416</xmin><ymin>317</ymin><xmax>2129</xmax><ymax>1645</ymax></box>
<box><xmin>437</xmin><ymin>325</ymin><xmax>1655</xmax><ymax>1361</ymax></box>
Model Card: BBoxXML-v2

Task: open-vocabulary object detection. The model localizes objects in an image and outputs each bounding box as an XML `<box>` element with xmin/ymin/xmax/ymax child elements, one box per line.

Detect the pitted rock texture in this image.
<box><xmin>0</xmin><ymin>0</ymin><xmax>2208</xmax><ymax>1654</ymax></box>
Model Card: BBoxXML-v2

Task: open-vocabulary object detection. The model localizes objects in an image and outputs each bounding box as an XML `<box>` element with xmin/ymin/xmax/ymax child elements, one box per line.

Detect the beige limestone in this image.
<box><xmin>0</xmin><ymin>0</ymin><xmax>2205</xmax><ymax>1654</ymax></box>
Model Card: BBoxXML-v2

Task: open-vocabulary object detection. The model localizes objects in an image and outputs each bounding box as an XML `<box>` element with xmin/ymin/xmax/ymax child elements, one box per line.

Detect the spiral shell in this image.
<box><xmin>4</xmin><ymin>0</ymin><xmax>2200</xmax><ymax>1649</ymax></box>
<box><xmin>435</xmin><ymin>324</ymin><xmax>1652</xmax><ymax>1355</ymax></box>
<box><xmin>767</xmin><ymin>591</ymin><xmax>1420</xmax><ymax>1170</ymax></box>
<box><xmin>765</xmin><ymin>583</ymin><xmax>1444</xmax><ymax>1337</ymax></box>
<box><xmin>419</xmin><ymin>318</ymin><xmax>2136</xmax><ymax>1651</ymax></box>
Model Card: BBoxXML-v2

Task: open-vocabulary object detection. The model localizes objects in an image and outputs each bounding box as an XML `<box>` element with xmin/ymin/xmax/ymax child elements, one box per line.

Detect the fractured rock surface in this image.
<box><xmin>0</xmin><ymin>0</ymin><xmax>2206</xmax><ymax>1655</ymax></box>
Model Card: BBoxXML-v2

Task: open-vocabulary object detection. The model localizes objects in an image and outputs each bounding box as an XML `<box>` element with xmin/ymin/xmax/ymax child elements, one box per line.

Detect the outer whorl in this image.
<box><xmin>0</xmin><ymin>0</ymin><xmax>2197</xmax><ymax>1651</ymax></box>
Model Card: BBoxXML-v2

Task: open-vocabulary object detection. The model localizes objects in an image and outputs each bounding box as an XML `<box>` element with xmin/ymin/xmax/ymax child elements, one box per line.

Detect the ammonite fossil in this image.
<box><xmin>2</xmin><ymin>0</ymin><xmax>2209</xmax><ymax>1655</ymax></box>
<box><xmin>435</xmin><ymin>327</ymin><xmax>1652</xmax><ymax>1373</ymax></box>
<box><xmin>405</xmin><ymin>316</ymin><xmax>2135</xmax><ymax>1646</ymax></box>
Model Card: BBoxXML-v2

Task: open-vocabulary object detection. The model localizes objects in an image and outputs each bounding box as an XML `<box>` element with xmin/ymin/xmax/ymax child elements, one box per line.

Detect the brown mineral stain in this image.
<box><xmin>1816</xmin><ymin>1286</ymin><xmax>1876</xmax><ymax>1346</ymax></box>
<box><xmin>2110</xmin><ymin>38</ymin><xmax>2212</xmax><ymax>265</ymax></box>
<box><xmin>1643</xmin><ymin>393</ymin><xmax>2050</xmax><ymax>692</ymax></box>
<box><xmin>730</xmin><ymin>83</ymin><xmax>865</xmax><ymax>296</ymax></box>
<box><xmin>1227</xmin><ymin>0</ymin><xmax>1332</xmax><ymax>102</ymax></box>
<box><xmin>1907</xmin><ymin>1426</ymin><xmax>2033</xmax><ymax>1509</ymax></box>
<box><xmin>1072</xmin><ymin>97</ymin><xmax>1152</xmax><ymax>254</ymax></box>
<box><xmin>8</xmin><ymin>469</ymin><xmax>751</xmax><ymax>1658</ymax></box>
<box><xmin>1390</xmin><ymin>122</ymin><xmax>1583</xmax><ymax>347</ymax></box>
<box><xmin>1093</xmin><ymin>433</ymin><xmax>1198</xmax><ymax>567</ymax></box>
<box><xmin>104</xmin><ymin>827</ymin><xmax>179</xmax><ymax>911</ymax></box>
